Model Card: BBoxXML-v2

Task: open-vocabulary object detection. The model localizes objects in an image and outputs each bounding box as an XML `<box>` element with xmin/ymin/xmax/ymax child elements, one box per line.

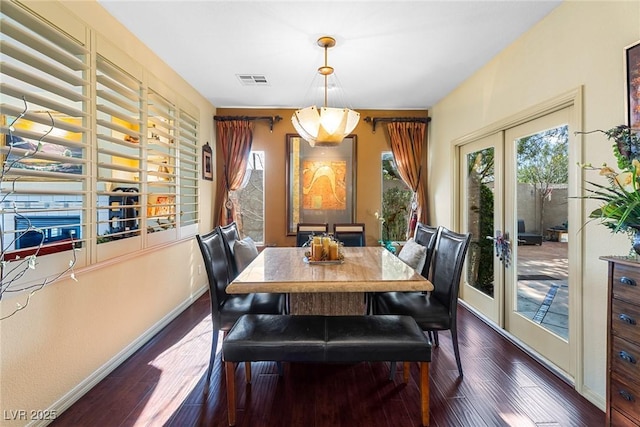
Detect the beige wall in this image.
<box><xmin>430</xmin><ymin>0</ymin><xmax>639</xmax><ymax>408</ymax></box>
<box><xmin>216</xmin><ymin>108</ymin><xmax>429</xmax><ymax>247</ymax></box>
<box><xmin>0</xmin><ymin>1</ymin><xmax>216</xmax><ymax>425</ymax></box>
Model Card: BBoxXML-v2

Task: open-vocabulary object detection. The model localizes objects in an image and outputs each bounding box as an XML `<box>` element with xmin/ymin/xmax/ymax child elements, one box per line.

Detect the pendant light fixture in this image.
<box><xmin>292</xmin><ymin>36</ymin><xmax>360</xmax><ymax>147</ymax></box>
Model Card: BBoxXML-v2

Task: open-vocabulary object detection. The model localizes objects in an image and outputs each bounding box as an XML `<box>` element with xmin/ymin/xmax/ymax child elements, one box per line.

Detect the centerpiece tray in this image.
<box><xmin>303</xmin><ymin>257</ymin><xmax>344</xmax><ymax>265</ymax></box>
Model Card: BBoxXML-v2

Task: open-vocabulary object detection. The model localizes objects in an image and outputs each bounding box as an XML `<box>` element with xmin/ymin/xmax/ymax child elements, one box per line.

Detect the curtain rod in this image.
<box><xmin>214</xmin><ymin>115</ymin><xmax>283</xmax><ymax>132</ymax></box>
<box><xmin>363</xmin><ymin>116</ymin><xmax>431</xmax><ymax>133</ymax></box>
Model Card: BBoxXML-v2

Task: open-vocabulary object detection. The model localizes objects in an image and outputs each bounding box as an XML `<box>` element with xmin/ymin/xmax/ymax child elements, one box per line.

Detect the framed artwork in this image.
<box><xmin>286</xmin><ymin>134</ymin><xmax>357</xmax><ymax>235</ymax></box>
<box><xmin>625</xmin><ymin>40</ymin><xmax>640</xmax><ymax>129</ymax></box>
<box><xmin>202</xmin><ymin>142</ymin><xmax>213</xmax><ymax>181</ymax></box>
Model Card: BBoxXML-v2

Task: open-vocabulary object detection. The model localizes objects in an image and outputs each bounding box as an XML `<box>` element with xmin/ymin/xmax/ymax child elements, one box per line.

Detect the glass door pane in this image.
<box><xmin>467</xmin><ymin>147</ymin><xmax>496</xmax><ymax>297</ymax></box>
<box><xmin>459</xmin><ymin>133</ymin><xmax>503</xmax><ymax>326</ymax></box>
<box><xmin>514</xmin><ymin>125</ymin><xmax>569</xmax><ymax>340</ymax></box>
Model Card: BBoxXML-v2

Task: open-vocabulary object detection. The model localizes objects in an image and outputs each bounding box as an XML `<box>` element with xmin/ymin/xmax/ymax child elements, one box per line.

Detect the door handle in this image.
<box><xmin>488</xmin><ymin>231</ymin><xmax>511</xmax><ymax>268</ymax></box>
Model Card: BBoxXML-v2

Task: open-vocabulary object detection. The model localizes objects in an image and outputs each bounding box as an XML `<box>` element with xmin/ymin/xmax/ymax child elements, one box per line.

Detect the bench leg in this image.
<box><xmin>403</xmin><ymin>362</ymin><xmax>410</xmax><ymax>383</ymax></box>
<box><xmin>420</xmin><ymin>361</ymin><xmax>430</xmax><ymax>426</ymax></box>
<box><xmin>388</xmin><ymin>361</ymin><xmax>396</xmax><ymax>380</ymax></box>
<box><xmin>225</xmin><ymin>361</ymin><xmax>236</xmax><ymax>426</ymax></box>
<box><xmin>245</xmin><ymin>362</ymin><xmax>251</xmax><ymax>383</ymax></box>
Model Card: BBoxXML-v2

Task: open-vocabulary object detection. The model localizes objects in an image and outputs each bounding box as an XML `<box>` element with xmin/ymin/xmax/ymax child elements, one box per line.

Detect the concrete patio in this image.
<box><xmin>517</xmin><ymin>241</ymin><xmax>568</xmax><ymax>339</ymax></box>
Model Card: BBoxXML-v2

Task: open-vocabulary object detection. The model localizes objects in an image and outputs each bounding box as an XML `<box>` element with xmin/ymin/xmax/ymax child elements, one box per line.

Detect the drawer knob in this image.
<box><xmin>620</xmin><ymin>276</ymin><xmax>637</xmax><ymax>287</ymax></box>
<box><xmin>619</xmin><ymin>389</ymin><xmax>635</xmax><ymax>402</ymax></box>
<box><xmin>619</xmin><ymin>314</ymin><xmax>637</xmax><ymax>325</ymax></box>
<box><xmin>619</xmin><ymin>350</ymin><xmax>637</xmax><ymax>364</ymax></box>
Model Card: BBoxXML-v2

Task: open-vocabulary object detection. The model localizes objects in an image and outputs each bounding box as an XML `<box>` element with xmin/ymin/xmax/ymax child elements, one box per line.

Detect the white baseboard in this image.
<box><xmin>581</xmin><ymin>386</ymin><xmax>606</xmax><ymax>412</ymax></box>
<box><xmin>30</xmin><ymin>285</ymin><xmax>208</xmax><ymax>427</ymax></box>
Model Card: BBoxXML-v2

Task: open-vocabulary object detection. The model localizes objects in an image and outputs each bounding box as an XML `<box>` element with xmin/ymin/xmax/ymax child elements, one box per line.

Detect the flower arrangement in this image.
<box><xmin>579</xmin><ymin>125</ymin><xmax>640</xmax><ymax>241</ymax></box>
<box><xmin>374</xmin><ymin>210</ymin><xmax>397</xmax><ymax>254</ymax></box>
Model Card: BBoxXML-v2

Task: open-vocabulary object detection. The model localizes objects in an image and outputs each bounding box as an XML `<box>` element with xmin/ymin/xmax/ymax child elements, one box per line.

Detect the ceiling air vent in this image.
<box><xmin>237</xmin><ymin>74</ymin><xmax>269</xmax><ymax>86</ymax></box>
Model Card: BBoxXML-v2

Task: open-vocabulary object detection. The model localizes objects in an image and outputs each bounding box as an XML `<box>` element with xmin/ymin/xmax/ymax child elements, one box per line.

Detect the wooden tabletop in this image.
<box><xmin>226</xmin><ymin>246</ymin><xmax>433</xmax><ymax>294</ymax></box>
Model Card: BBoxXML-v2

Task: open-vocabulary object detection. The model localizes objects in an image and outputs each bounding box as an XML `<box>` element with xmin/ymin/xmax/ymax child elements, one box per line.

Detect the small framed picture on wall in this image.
<box><xmin>625</xmin><ymin>40</ymin><xmax>640</xmax><ymax>129</ymax></box>
<box><xmin>202</xmin><ymin>142</ymin><xmax>213</xmax><ymax>181</ymax></box>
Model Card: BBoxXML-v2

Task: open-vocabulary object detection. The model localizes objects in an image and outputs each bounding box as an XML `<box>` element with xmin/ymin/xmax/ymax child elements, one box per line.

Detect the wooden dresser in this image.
<box><xmin>602</xmin><ymin>256</ymin><xmax>640</xmax><ymax>426</ymax></box>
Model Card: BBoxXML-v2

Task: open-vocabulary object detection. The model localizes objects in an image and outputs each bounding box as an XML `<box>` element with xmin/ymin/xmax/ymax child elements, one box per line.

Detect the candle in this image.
<box><xmin>329</xmin><ymin>241</ymin><xmax>338</xmax><ymax>260</ymax></box>
<box><xmin>322</xmin><ymin>237</ymin><xmax>330</xmax><ymax>257</ymax></box>
<box><xmin>312</xmin><ymin>243</ymin><xmax>323</xmax><ymax>261</ymax></box>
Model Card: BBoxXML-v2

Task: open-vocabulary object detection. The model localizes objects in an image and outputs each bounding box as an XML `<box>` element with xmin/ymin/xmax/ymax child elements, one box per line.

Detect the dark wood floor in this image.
<box><xmin>51</xmin><ymin>293</ymin><xmax>604</xmax><ymax>427</ymax></box>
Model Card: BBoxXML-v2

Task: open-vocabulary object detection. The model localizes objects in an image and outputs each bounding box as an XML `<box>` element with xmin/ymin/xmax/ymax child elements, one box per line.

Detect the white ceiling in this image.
<box><xmin>97</xmin><ymin>1</ymin><xmax>561</xmax><ymax>110</ymax></box>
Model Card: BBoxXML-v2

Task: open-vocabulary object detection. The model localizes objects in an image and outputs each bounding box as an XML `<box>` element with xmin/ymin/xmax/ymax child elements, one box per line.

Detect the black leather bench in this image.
<box><xmin>222</xmin><ymin>314</ymin><xmax>432</xmax><ymax>426</ymax></box>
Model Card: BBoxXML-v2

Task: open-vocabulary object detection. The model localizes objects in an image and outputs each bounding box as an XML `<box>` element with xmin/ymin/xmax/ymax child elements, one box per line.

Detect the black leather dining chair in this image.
<box><xmin>413</xmin><ymin>222</ymin><xmax>440</xmax><ymax>280</ymax></box>
<box><xmin>366</xmin><ymin>223</ymin><xmax>440</xmax><ymax>316</ymax></box>
<box><xmin>372</xmin><ymin>227</ymin><xmax>471</xmax><ymax>377</ymax></box>
<box><xmin>218</xmin><ymin>221</ymin><xmax>240</xmax><ymax>279</ymax></box>
<box><xmin>296</xmin><ymin>223</ymin><xmax>328</xmax><ymax>247</ymax></box>
<box><xmin>333</xmin><ymin>223</ymin><xmax>366</xmax><ymax>247</ymax></box>
<box><xmin>196</xmin><ymin>228</ymin><xmax>286</xmax><ymax>393</ymax></box>
<box><xmin>411</xmin><ymin>223</ymin><xmax>441</xmax><ymax>345</ymax></box>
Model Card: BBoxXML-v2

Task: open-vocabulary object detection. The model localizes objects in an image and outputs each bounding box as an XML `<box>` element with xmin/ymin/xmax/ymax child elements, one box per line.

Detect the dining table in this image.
<box><xmin>226</xmin><ymin>246</ymin><xmax>433</xmax><ymax>315</ymax></box>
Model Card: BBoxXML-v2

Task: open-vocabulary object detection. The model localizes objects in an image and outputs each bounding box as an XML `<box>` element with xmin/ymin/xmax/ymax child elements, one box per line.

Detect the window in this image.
<box><xmin>177</xmin><ymin>109</ymin><xmax>199</xmax><ymax>232</ymax></box>
<box><xmin>1</xmin><ymin>1</ymin><xmax>90</xmax><ymax>288</ymax></box>
<box><xmin>381</xmin><ymin>152</ymin><xmax>412</xmax><ymax>242</ymax></box>
<box><xmin>146</xmin><ymin>89</ymin><xmax>177</xmax><ymax>240</ymax></box>
<box><xmin>95</xmin><ymin>56</ymin><xmax>143</xmax><ymax>247</ymax></box>
<box><xmin>230</xmin><ymin>151</ymin><xmax>265</xmax><ymax>244</ymax></box>
<box><xmin>1</xmin><ymin>2</ymin><xmax>200</xmax><ymax>288</ymax></box>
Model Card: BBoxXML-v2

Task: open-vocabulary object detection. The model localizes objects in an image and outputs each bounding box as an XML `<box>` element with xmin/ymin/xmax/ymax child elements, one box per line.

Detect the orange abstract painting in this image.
<box><xmin>302</xmin><ymin>160</ymin><xmax>346</xmax><ymax>210</ymax></box>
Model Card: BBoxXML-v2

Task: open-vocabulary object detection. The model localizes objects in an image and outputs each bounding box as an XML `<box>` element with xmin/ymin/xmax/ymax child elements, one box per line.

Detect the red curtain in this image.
<box><xmin>386</xmin><ymin>121</ymin><xmax>428</xmax><ymax>237</ymax></box>
<box><xmin>214</xmin><ymin>119</ymin><xmax>254</xmax><ymax>226</ymax></box>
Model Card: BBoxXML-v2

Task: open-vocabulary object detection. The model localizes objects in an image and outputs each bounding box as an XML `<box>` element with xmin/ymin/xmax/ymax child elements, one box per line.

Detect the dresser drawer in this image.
<box><xmin>611</xmin><ymin>336</ymin><xmax>640</xmax><ymax>379</ymax></box>
<box><xmin>610</xmin><ymin>374</ymin><xmax>640</xmax><ymax>423</ymax></box>
<box><xmin>612</xmin><ymin>299</ymin><xmax>640</xmax><ymax>346</ymax></box>
<box><xmin>613</xmin><ymin>264</ymin><xmax>640</xmax><ymax>304</ymax></box>
<box><xmin>611</xmin><ymin>407</ymin><xmax>639</xmax><ymax>427</ymax></box>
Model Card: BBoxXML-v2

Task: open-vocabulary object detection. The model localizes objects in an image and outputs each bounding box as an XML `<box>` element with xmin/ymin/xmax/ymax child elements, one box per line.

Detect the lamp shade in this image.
<box><xmin>292</xmin><ymin>106</ymin><xmax>360</xmax><ymax>147</ymax></box>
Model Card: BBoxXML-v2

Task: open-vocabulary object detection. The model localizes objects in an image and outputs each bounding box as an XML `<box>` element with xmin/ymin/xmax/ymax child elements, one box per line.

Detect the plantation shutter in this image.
<box><xmin>177</xmin><ymin>109</ymin><xmax>199</xmax><ymax>233</ymax></box>
<box><xmin>146</xmin><ymin>89</ymin><xmax>178</xmax><ymax>243</ymax></box>
<box><xmin>95</xmin><ymin>55</ymin><xmax>143</xmax><ymax>248</ymax></box>
<box><xmin>0</xmin><ymin>1</ymin><xmax>89</xmax><ymax>274</ymax></box>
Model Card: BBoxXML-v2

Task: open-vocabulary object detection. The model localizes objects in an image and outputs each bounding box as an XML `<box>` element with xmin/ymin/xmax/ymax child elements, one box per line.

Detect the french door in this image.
<box><xmin>459</xmin><ymin>107</ymin><xmax>574</xmax><ymax>377</ymax></box>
